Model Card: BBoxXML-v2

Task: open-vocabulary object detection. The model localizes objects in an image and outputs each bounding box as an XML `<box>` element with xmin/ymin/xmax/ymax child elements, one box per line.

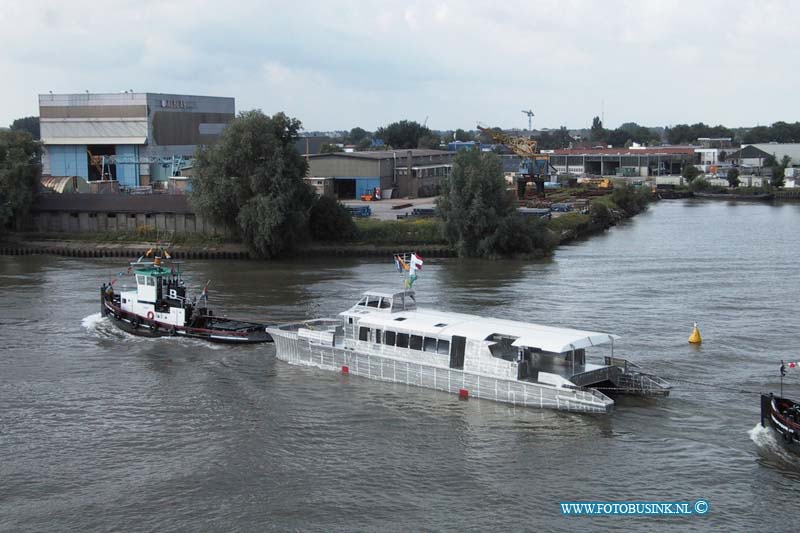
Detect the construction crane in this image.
<box><xmin>521</xmin><ymin>109</ymin><xmax>535</xmax><ymax>131</ymax></box>
<box><xmin>478</xmin><ymin>125</ymin><xmax>554</xmax><ymax>198</ymax></box>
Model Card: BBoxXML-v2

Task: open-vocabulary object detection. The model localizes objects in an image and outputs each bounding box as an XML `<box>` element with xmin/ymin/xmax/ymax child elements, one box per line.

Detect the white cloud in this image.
<box><xmin>2</xmin><ymin>0</ymin><xmax>800</xmax><ymax>130</ymax></box>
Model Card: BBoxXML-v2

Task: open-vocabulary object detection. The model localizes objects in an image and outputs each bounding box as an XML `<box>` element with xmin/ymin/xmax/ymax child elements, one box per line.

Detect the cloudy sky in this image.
<box><xmin>2</xmin><ymin>0</ymin><xmax>798</xmax><ymax>132</ymax></box>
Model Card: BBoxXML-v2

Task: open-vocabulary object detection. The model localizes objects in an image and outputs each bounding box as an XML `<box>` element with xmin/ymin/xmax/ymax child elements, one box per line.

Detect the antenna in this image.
<box><xmin>521</xmin><ymin>109</ymin><xmax>535</xmax><ymax>131</ymax></box>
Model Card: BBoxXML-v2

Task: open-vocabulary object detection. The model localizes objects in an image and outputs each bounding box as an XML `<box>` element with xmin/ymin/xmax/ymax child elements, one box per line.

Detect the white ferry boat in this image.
<box><xmin>267</xmin><ymin>254</ymin><xmax>670</xmax><ymax>414</ymax></box>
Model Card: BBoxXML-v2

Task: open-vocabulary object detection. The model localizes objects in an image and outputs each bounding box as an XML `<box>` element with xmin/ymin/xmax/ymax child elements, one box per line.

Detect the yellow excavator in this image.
<box><xmin>478</xmin><ymin>125</ymin><xmax>554</xmax><ymax>198</ymax></box>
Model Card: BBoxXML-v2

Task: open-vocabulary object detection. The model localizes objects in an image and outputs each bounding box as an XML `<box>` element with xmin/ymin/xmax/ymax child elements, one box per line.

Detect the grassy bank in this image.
<box><xmin>350</xmin><ymin>218</ymin><xmax>446</xmax><ymax>245</ymax></box>
<box><xmin>5</xmin><ymin>189</ymin><xmax>652</xmax><ymax>258</ymax></box>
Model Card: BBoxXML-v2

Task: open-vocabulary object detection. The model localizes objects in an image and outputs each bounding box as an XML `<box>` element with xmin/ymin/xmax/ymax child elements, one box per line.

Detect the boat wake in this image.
<box><xmin>81</xmin><ymin>312</ymin><xmax>224</xmax><ymax>349</ymax></box>
<box><xmin>749</xmin><ymin>423</ymin><xmax>798</xmax><ymax>462</ymax></box>
<box><xmin>82</xmin><ymin>312</ymin><xmax>133</xmax><ymax>341</ymax></box>
<box><xmin>81</xmin><ymin>312</ymin><xmax>105</xmax><ymax>330</ymax></box>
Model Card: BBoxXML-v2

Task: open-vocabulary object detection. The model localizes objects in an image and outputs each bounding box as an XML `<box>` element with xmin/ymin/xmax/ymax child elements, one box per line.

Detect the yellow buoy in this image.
<box><xmin>688</xmin><ymin>322</ymin><xmax>702</xmax><ymax>344</ymax></box>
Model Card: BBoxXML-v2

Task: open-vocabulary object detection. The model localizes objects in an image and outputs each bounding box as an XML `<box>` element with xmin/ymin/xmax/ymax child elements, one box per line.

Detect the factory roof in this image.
<box><xmin>307</xmin><ymin>149</ymin><xmax>452</xmax><ymax>160</ymax></box>
<box><xmin>552</xmin><ymin>147</ymin><xmax>696</xmax><ymax>156</ymax></box>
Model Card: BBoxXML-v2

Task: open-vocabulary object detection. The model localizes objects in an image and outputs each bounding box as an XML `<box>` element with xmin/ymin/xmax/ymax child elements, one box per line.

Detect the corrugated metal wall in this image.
<box><xmin>115</xmin><ymin>145</ymin><xmax>139</xmax><ymax>187</ymax></box>
<box><xmin>354</xmin><ymin>178</ymin><xmax>380</xmax><ymax>197</ymax></box>
<box><xmin>48</xmin><ymin>146</ymin><xmax>88</xmax><ymax>178</ymax></box>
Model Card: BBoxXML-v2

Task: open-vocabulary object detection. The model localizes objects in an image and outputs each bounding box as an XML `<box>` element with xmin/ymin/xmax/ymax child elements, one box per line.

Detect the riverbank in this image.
<box><xmin>1</xmin><ymin>192</ymin><xmax>648</xmax><ymax>260</ymax></box>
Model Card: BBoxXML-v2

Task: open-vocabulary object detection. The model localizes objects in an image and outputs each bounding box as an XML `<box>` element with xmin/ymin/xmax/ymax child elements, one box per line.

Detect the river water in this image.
<box><xmin>2</xmin><ymin>199</ymin><xmax>800</xmax><ymax>531</ymax></box>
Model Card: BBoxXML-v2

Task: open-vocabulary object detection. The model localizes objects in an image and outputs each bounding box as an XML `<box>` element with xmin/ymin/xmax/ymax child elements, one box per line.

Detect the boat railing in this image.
<box><xmin>562</xmin><ymin>383</ymin><xmax>612</xmax><ymax>403</ymax></box>
<box><xmin>274</xmin><ymin>318</ymin><xmax>340</xmax><ymax>332</ymax></box>
<box><xmin>604</xmin><ymin>356</ymin><xmax>640</xmax><ymax>372</ymax></box>
<box><xmin>612</xmin><ymin>370</ymin><xmax>671</xmax><ymax>396</ymax></box>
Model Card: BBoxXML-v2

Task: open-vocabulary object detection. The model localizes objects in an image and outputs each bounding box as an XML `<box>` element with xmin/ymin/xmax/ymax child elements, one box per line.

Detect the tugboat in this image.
<box><xmin>760</xmin><ymin>361</ymin><xmax>800</xmax><ymax>452</ymax></box>
<box><xmin>100</xmin><ymin>248</ymin><xmax>272</xmax><ymax>343</ymax></box>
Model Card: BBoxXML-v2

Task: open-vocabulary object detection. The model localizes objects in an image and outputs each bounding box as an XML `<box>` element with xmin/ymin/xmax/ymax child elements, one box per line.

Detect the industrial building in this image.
<box><xmin>39</xmin><ymin>92</ymin><xmax>234</xmax><ymax>189</ymax></box>
<box><xmin>306</xmin><ymin>149</ymin><xmax>454</xmax><ymax>199</ymax></box>
<box><xmin>548</xmin><ymin>147</ymin><xmax>696</xmax><ymax>177</ymax></box>
<box><xmin>741</xmin><ymin>143</ymin><xmax>800</xmax><ymax>166</ymax></box>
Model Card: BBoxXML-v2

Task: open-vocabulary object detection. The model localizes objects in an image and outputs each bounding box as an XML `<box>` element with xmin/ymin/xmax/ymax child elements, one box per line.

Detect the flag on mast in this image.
<box><xmin>393</xmin><ymin>252</ymin><xmax>424</xmax><ymax>288</ymax></box>
<box><xmin>410</xmin><ymin>253</ymin><xmax>424</xmax><ymax>271</ymax></box>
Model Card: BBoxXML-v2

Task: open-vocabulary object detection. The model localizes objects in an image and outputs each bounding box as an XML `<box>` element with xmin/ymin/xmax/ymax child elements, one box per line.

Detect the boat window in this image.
<box><xmin>434</xmin><ymin>323</ymin><xmax>447</xmax><ymax>327</ymax></box>
<box><xmin>348</xmin><ymin>318</ymin><xmax>353</xmax><ymax>325</ymax></box>
<box><xmin>437</xmin><ymin>339</ymin><xmax>450</xmax><ymax>355</ymax></box>
<box><xmin>410</xmin><ymin>335</ymin><xmax>423</xmax><ymax>350</ymax></box>
<box><xmin>423</xmin><ymin>337</ymin><xmax>437</xmax><ymax>352</ymax></box>
<box><xmin>379</xmin><ymin>298</ymin><xmax>391</xmax><ymax>309</ymax></box>
<box><xmin>385</xmin><ymin>330</ymin><xmax>396</xmax><ymax>345</ymax></box>
<box><xmin>146</xmin><ymin>276</ymin><xmax>155</xmax><ymax>286</ymax></box>
<box><xmin>374</xmin><ymin>329</ymin><xmax>382</xmax><ymax>343</ymax></box>
<box><xmin>358</xmin><ymin>327</ymin><xmax>369</xmax><ymax>341</ymax></box>
<box><xmin>394</xmin><ymin>317</ymin><xmax>407</xmax><ymax>321</ymax></box>
<box><xmin>396</xmin><ymin>332</ymin><xmax>409</xmax><ymax>348</ymax></box>
<box><xmin>122</xmin><ymin>298</ymin><xmax>127</xmax><ymax>304</ymax></box>
<box><xmin>356</xmin><ymin>297</ymin><xmax>368</xmax><ymax>306</ymax></box>
<box><xmin>489</xmin><ymin>341</ymin><xmax>518</xmax><ymax>362</ymax></box>
<box><xmin>367</xmin><ymin>296</ymin><xmax>380</xmax><ymax>308</ymax></box>
<box><xmin>136</xmin><ymin>275</ymin><xmax>145</xmax><ymax>285</ymax></box>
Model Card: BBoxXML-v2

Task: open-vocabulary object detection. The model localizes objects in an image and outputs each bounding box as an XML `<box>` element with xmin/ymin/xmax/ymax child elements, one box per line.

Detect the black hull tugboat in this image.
<box><xmin>101</xmin><ymin>251</ymin><xmax>272</xmax><ymax>344</ymax></box>
<box><xmin>760</xmin><ymin>361</ymin><xmax>800</xmax><ymax>452</ymax></box>
<box><xmin>760</xmin><ymin>394</ymin><xmax>800</xmax><ymax>452</ymax></box>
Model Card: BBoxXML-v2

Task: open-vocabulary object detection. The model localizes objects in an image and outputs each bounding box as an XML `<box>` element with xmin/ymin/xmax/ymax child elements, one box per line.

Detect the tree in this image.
<box><xmin>689</xmin><ymin>177</ymin><xmax>710</xmax><ymax>192</ymax></box>
<box><xmin>590</xmin><ymin>201</ymin><xmax>613</xmax><ymax>228</ymax></box>
<box><xmin>437</xmin><ymin>150</ymin><xmax>511</xmax><ymax>256</ymax></box>
<box><xmin>191</xmin><ymin>110</ymin><xmax>315</xmax><ymax>258</ymax></box>
<box><xmin>611</xmin><ymin>184</ymin><xmax>650</xmax><ymax>216</ymax></box>
<box><xmin>682</xmin><ymin>163</ymin><xmax>700</xmax><ymax>182</ymax></box>
<box><xmin>375</xmin><ymin>120</ymin><xmax>433</xmax><ymax>149</ymax></box>
<box><xmin>417</xmin><ymin>134</ymin><xmax>442</xmax><ymax>149</ymax></box>
<box><xmin>308</xmin><ymin>195</ymin><xmax>356</xmax><ymax>241</ymax></box>
<box><xmin>726</xmin><ymin>168</ymin><xmax>740</xmax><ymax>188</ymax></box>
<box><xmin>454</xmin><ymin>129</ymin><xmax>472</xmax><ymax>142</ymax></box>
<box><xmin>320</xmin><ymin>143</ymin><xmax>344</xmax><ymax>153</ymax></box>
<box><xmin>0</xmin><ymin>130</ymin><xmax>41</xmax><ymax>231</ymax></box>
<box><xmin>347</xmin><ymin>127</ymin><xmax>369</xmax><ymax>144</ymax></box>
<box><xmin>607</xmin><ymin>129</ymin><xmax>632</xmax><ymax>148</ymax></box>
<box><xmin>771</xmin><ymin>154</ymin><xmax>791</xmax><ymax>188</ymax></box>
<box><xmin>590</xmin><ymin>116</ymin><xmax>606</xmax><ymax>143</ymax></box>
<box><xmin>537</xmin><ymin>127</ymin><xmax>573</xmax><ymax>150</ymax></box>
<box><xmin>355</xmin><ymin>137</ymin><xmax>372</xmax><ymax>151</ymax></box>
<box><xmin>437</xmin><ymin>150</ymin><xmax>550</xmax><ymax>257</ymax></box>
<box><xmin>742</xmin><ymin>125</ymin><xmax>771</xmax><ymax>144</ymax></box>
<box><xmin>10</xmin><ymin>116</ymin><xmax>40</xmax><ymax>140</ymax></box>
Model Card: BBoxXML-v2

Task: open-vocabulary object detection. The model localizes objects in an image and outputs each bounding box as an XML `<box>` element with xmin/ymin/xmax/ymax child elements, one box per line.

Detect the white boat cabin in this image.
<box><xmin>119</xmin><ymin>264</ymin><xmax>188</xmax><ymax>326</ymax></box>
<box><xmin>339</xmin><ymin>289</ymin><xmax>620</xmax><ymax>385</ymax></box>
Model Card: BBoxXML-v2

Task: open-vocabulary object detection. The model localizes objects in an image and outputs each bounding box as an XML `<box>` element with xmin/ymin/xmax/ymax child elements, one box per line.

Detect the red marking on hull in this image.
<box><xmin>458</xmin><ymin>388</ymin><xmax>469</xmax><ymax>400</ymax></box>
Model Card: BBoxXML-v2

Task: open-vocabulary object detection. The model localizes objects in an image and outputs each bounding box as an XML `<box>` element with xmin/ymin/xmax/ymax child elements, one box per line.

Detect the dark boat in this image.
<box><xmin>100</xmin><ymin>251</ymin><xmax>272</xmax><ymax>344</ymax></box>
<box><xmin>760</xmin><ymin>393</ymin><xmax>800</xmax><ymax>452</ymax></box>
